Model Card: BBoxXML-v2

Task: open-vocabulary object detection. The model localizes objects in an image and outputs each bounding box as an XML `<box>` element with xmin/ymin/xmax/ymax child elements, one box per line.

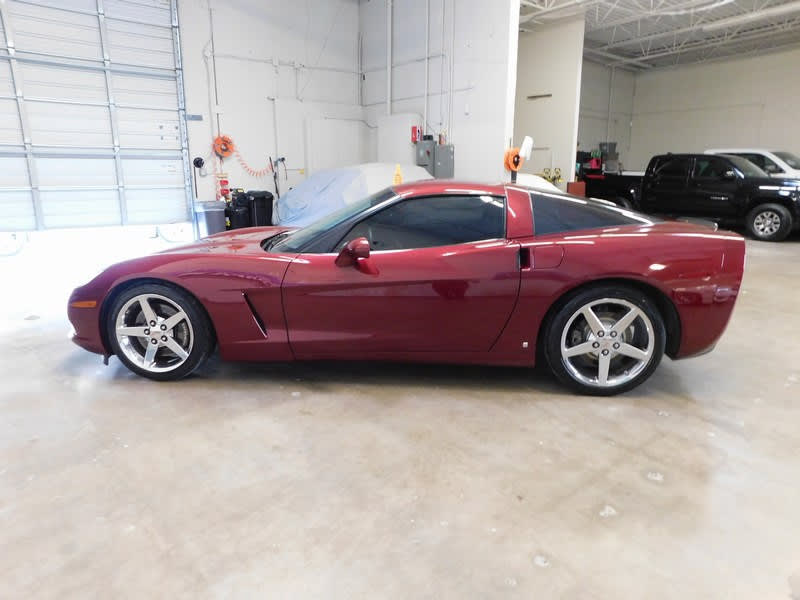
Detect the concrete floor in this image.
<box><xmin>1</xmin><ymin>231</ymin><xmax>800</xmax><ymax>599</ymax></box>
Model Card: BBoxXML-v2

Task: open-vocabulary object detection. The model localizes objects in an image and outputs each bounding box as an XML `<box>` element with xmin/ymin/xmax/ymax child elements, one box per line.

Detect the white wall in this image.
<box><xmin>179</xmin><ymin>0</ymin><xmax>367</xmax><ymax>201</ymax></box>
<box><xmin>577</xmin><ymin>60</ymin><xmax>635</xmax><ymax>168</ymax></box>
<box><xmin>627</xmin><ymin>47</ymin><xmax>800</xmax><ymax>170</ymax></box>
<box><xmin>514</xmin><ymin>16</ymin><xmax>585</xmax><ymax>184</ymax></box>
<box><xmin>359</xmin><ymin>0</ymin><xmax>520</xmax><ymax>181</ymax></box>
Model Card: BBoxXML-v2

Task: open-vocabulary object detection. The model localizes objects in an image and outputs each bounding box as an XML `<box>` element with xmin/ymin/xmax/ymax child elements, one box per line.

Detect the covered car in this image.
<box><xmin>274</xmin><ymin>162</ymin><xmax>432</xmax><ymax>226</ymax></box>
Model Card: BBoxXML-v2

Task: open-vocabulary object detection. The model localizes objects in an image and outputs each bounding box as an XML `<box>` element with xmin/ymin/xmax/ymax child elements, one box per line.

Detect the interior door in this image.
<box><xmin>688</xmin><ymin>157</ymin><xmax>739</xmax><ymax>217</ymax></box>
<box><xmin>281</xmin><ymin>194</ymin><xmax>521</xmax><ymax>358</ymax></box>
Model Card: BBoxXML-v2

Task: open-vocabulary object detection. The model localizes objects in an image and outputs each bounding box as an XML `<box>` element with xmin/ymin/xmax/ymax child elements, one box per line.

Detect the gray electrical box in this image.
<box><xmin>416</xmin><ymin>139</ymin><xmax>435</xmax><ymax>173</ymax></box>
<box><xmin>433</xmin><ymin>144</ymin><xmax>454</xmax><ymax>178</ymax></box>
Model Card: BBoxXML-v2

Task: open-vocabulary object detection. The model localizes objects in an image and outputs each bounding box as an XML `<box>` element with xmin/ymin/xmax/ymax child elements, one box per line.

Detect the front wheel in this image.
<box><xmin>746</xmin><ymin>203</ymin><xmax>792</xmax><ymax>242</ymax></box>
<box><xmin>106</xmin><ymin>282</ymin><xmax>214</xmax><ymax>381</ymax></box>
<box><xmin>543</xmin><ymin>286</ymin><xmax>666</xmax><ymax>395</ymax></box>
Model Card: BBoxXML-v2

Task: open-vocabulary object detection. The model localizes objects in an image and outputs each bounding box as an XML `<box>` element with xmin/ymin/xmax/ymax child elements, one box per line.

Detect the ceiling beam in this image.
<box><xmin>583</xmin><ymin>46</ymin><xmax>653</xmax><ymax>68</ymax></box>
<box><xmin>605</xmin><ymin>21</ymin><xmax>800</xmax><ymax>65</ymax></box>
<box><xmin>586</xmin><ymin>0</ymin><xmax>728</xmax><ymax>32</ymax></box>
<box><xmin>600</xmin><ymin>18</ymin><xmax>707</xmax><ymax>49</ymax></box>
<box><xmin>520</xmin><ymin>0</ymin><xmax>606</xmax><ymax>23</ymax></box>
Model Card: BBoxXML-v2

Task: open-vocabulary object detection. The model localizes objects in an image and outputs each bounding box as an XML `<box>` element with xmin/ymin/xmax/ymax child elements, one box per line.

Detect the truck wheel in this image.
<box><xmin>614</xmin><ymin>196</ymin><xmax>634</xmax><ymax>210</ymax></box>
<box><xmin>746</xmin><ymin>203</ymin><xmax>792</xmax><ymax>242</ymax></box>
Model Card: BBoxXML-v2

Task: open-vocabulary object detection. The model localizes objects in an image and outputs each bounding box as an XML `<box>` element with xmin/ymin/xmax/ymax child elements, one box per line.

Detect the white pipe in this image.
<box><xmin>386</xmin><ymin>0</ymin><xmax>392</xmax><ymax>116</ymax></box>
<box><xmin>439</xmin><ymin>0</ymin><xmax>445</xmax><ymax>130</ymax></box>
<box><xmin>202</xmin><ymin>41</ymin><xmax>221</xmax><ymax>186</ymax></box>
<box><xmin>605</xmin><ymin>66</ymin><xmax>614</xmax><ymax>147</ymax></box>
<box><xmin>362</xmin><ymin>53</ymin><xmax>445</xmax><ymax>74</ymax></box>
<box><xmin>424</xmin><ymin>0</ymin><xmax>430</xmax><ymax>134</ymax></box>
<box><xmin>448</xmin><ymin>0</ymin><xmax>455</xmax><ymax>141</ymax></box>
<box><xmin>267</xmin><ymin>96</ymin><xmax>279</xmax><ymax>160</ymax></box>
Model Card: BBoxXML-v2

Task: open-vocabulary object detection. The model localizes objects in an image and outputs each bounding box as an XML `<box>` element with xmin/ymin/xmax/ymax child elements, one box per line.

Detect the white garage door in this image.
<box><xmin>0</xmin><ymin>0</ymin><xmax>192</xmax><ymax>231</ymax></box>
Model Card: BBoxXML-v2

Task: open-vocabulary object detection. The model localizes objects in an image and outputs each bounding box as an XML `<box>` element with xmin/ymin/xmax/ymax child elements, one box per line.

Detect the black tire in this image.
<box><xmin>106</xmin><ymin>282</ymin><xmax>214</xmax><ymax>381</ymax></box>
<box><xmin>614</xmin><ymin>196</ymin><xmax>634</xmax><ymax>210</ymax></box>
<box><xmin>745</xmin><ymin>203</ymin><xmax>793</xmax><ymax>242</ymax></box>
<box><xmin>543</xmin><ymin>285</ymin><xmax>666</xmax><ymax>396</ymax></box>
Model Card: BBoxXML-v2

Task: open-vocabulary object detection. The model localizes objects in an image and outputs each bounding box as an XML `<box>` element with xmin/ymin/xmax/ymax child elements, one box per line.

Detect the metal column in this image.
<box><xmin>171</xmin><ymin>0</ymin><xmax>197</xmax><ymax>235</ymax></box>
<box><xmin>96</xmin><ymin>0</ymin><xmax>128</xmax><ymax>225</ymax></box>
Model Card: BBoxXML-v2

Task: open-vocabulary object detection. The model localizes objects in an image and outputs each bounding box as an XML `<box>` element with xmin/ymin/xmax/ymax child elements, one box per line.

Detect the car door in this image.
<box><xmin>281</xmin><ymin>194</ymin><xmax>521</xmax><ymax>358</ymax></box>
<box><xmin>687</xmin><ymin>156</ymin><xmax>740</xmax><ymax>217</ymax></box>
<box><xmin>641</xmin><ymin>156</ymin><xmax>691</xmax><ymax>214</ymax></box>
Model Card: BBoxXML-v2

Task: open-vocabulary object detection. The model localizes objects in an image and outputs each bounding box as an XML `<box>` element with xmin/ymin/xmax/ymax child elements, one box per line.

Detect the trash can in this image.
<box><xmin>247</xmin><ymin>190</ymin><xmax>274</xmax><ymax>226</ymax></box>
<box><xmin>195</xmin><ymin>201</ymin><xmax>226</xmax><ymax>238</ymax></box>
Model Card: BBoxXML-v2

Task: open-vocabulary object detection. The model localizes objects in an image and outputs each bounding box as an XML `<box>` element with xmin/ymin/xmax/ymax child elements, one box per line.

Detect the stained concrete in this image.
<box><xmin>1</xmin><ymin>232</ymin><xmax>799</xmax><ymax>598</ymax></box>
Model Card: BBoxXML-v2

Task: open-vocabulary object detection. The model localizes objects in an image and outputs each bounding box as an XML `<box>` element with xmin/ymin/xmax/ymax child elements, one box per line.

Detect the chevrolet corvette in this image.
<box><xmin>68</xmin><ymin>181</ymin><xmax>746</xmax><ymax>395</ymax></box>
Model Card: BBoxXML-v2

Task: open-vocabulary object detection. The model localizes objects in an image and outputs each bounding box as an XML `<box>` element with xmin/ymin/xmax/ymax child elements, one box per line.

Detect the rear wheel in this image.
<box><xmin>106</xmin><ymin>283</ymin><xmax>213</xmax><ymax>381</ymax></box>
<box><xmin>543</xmin><ymin>285</ymin><xmax>666</xmax><ymax>395</ymax></box>
<box><xmin>746</xmin><ymin>203</ymin><xmax>792</xmax><ymax>242</ymax></box>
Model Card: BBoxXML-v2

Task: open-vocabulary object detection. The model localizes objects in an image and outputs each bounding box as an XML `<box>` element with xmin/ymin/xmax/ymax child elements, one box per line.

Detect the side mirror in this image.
<box><xmin>335</xmin><ymin>237</ymin><xmax>371</xmax><ymax>267</ymax></box>
<box><xmin>722</xmin><ymin>170</ymin><xmax>737</xmax><ymax>180</ymax></box>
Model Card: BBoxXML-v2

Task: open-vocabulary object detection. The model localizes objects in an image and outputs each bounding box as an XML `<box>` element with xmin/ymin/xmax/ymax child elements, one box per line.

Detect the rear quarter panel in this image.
<box><xmin>490</xmin><ymin>226</ymin><xmax>745</xmax><ymax>363</ymax></box>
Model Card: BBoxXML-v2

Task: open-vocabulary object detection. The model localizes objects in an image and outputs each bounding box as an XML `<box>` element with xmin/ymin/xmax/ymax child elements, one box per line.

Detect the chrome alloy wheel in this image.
<box><xmin>560</xmin><ymin>298</ymin><xmax>655</xmax><ymax>389</ymax></box>
<box><xmin>753</xmin><ymin>210</ymin><xmax>781</xmax><ymax>237</ymax></box>
<box><xmin>114</xmin><ymin>293</ymin><xmax>194</xmax><ymax>373</ymax></box>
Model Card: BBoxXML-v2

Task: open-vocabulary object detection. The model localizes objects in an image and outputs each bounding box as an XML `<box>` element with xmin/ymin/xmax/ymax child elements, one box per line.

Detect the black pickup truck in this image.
<box><xmin>586</xmin><ymin>153</ymin><xmax>800</xmax><ymax>241</ymax></box>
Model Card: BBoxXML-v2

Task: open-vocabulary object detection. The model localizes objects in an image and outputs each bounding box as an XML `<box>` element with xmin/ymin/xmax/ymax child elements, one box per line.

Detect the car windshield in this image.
<box><xmin>722</xmin><ymin>155</ymin><xmax>769</xmax><ymax>178</ymax></box>
<box><xmin>774</xmin><ymin>151</ymin><xmax>800</xmax><ymax>169</ymax></box>
<box><xmin>267</xmin><ymin>188</ymin><xmax>397</xmax><ymax>252</ymax></box>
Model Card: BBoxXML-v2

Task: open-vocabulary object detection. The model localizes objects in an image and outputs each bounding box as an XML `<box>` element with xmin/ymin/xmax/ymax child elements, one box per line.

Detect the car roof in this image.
<box><xmin>705</xmin><ymin>148</ymin><xmax>776</xmax><ymax>154</ymax></box>
<box><xmin>651</xmin><ymin>153</ymin><xmax>701</xmax><ymax>160</ymax></box>
<box><xmin>392</xmin><ymin>180</ymin><xmax>508</xmax><ymax>197</ymax></box>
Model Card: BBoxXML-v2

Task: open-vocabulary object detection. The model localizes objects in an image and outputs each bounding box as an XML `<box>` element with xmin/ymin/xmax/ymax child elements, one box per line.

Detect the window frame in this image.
<box><xmin>653</xmin><ymin>156</ymin><xmax>692</xmax><ymax>179</ymax></box>
<box><xmin>692</xmin><ymin>156</ymin><xmax>733</xmax><ymax>180</ymax></box>
<box><xmin>331</xmin><ymin>193</ymin><xmax>508</xmax><ymax>253</ymax></box>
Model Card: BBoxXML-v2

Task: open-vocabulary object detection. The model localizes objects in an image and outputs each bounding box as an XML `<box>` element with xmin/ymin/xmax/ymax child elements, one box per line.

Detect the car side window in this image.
<box><xmin>693</xmin><ymin>157</ymin><xmax>730</xmax><ymax>179</ymax></box>
<box><xmin>760</xmin><ymin>156</ymin><xmax>783</xmax><ymax>174</ymax></box>
<box><xmin>737</xmin><ymin>153</ymin><xmax>766</xmax><ymax>169</ymax></box>
<box><xmin>531</xmin><ymin>193</ymin><xmax>649</xmax><ymax>236</ymax></box>
<box><xmin>654</xmin><ymin>157</ymin><xmax>690</xmax><ymax>178</ymax></box>
<box><xmin>336</xmin><ymin>195</ymin><xmax>505</xmax><ymax>252</ymax></box>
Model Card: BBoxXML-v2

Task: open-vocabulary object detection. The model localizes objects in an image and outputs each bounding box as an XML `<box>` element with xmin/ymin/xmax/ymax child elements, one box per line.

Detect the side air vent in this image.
<box><xmin>242</xmin><ymin>292</ymin><xmax>267</xmax><ymax>337</ymax></box>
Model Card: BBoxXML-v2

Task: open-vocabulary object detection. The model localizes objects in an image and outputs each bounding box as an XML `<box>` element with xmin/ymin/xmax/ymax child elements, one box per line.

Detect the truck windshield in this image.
<box><xmin>267</xmin><ymin>188</ymin><xmax>397</xmax><ymax>253</ymax></box>
<box><xmin>722</xmin><ymin>155</ymin><xmax>768</xmax><ymax>178</ymax></box>
<box><xmin>774</xmin><ymin>151</ymin><xmax>800</xmax><ymax>169</ymax></box>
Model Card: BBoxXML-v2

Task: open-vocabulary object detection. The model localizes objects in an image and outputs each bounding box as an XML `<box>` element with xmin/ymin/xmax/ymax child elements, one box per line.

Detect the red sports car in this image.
<box><xmin>68</xmin><ymin>181</ymin><xmax>745</xmax><ymax>395</ymax></box>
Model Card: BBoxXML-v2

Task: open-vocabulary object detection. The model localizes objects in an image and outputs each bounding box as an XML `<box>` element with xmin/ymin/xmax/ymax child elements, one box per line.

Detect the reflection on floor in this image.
<box><xmin>1</xmin><ymin>229</ymin><xmax>799</xmax><ymax>598</ymax></box>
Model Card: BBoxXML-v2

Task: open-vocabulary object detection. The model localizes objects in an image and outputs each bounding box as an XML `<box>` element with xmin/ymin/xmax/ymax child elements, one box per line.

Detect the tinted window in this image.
<box><xmin>735</xmin><ymin>153</ymin><xmax>767</xmax><ymax>169</ymax></box>
<box><xmin>338</xmin><ymin>195</ymin><xmax>505</xmax><ymax>251</ymax></box>
<box><xmin>774</xmin><ymin>151</ymin><xmax>800</xmax><ymax>169</ymax></box>
<box><xmin>532</xmin><ymin>193</ymin><xmax>653</xmax><ymax>236</ymax></box>
<box><xmin>693</xmin><ymin>157</ymin><xmax>731</xmax><ymax>178</ymax></box>
<box><xmin>654</xmin><ymin>157</ymin><xmax>690</xmax><ymax>178</ymax></box>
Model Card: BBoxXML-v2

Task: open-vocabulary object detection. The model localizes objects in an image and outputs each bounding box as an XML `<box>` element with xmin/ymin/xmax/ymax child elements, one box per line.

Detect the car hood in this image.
<box><xmin>157</xmin><ymin>226</ymin><xmax>298</xmax><ymax>256</ymax></box>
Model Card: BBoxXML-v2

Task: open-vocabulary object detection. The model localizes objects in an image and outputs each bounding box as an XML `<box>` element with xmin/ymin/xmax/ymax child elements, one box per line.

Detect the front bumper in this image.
<box><xmin>67</xmin><ymin>289</ymin><xmax>107</xmax><ymax>355</ymax></box>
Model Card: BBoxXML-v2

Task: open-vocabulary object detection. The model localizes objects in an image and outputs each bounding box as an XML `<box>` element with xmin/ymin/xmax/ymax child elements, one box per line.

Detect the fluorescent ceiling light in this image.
<box><xmin>701</xmin><ymin>0</ymin><xmax>800</xmax><ymax>32</ymax></box>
